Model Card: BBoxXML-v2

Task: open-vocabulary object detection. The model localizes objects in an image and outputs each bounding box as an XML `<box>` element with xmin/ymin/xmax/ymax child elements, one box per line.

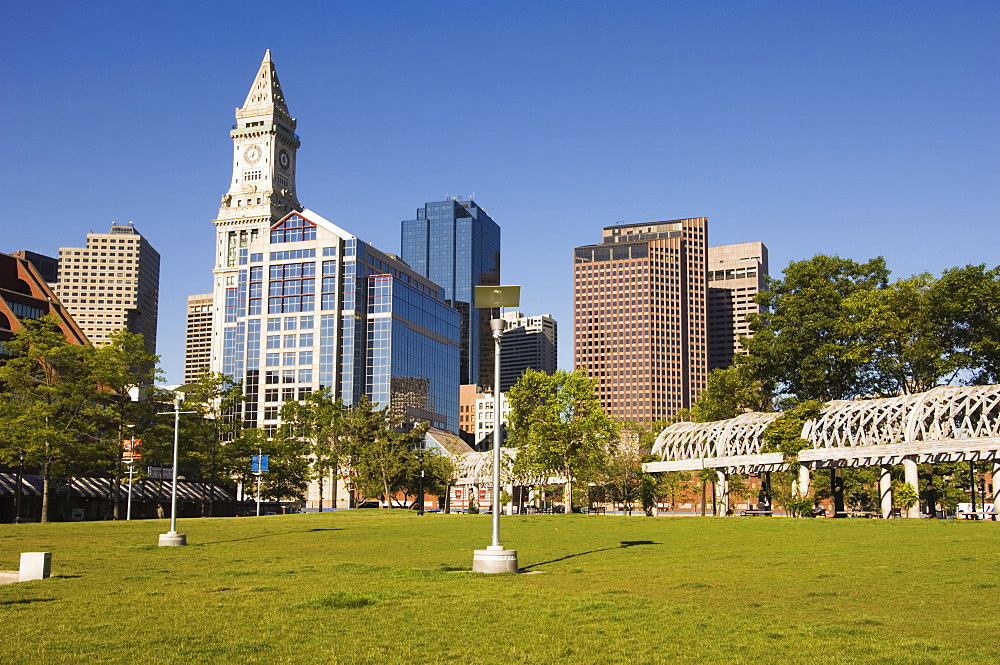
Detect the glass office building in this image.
<box><xmin>219</xmin><ymin>208</ymin><xmax>460</xmax><ymax>433</ymax></box>
<box><xmin>400</xmin><ymin>198</ymin><xmax>500</xmax><ymax>388</ymax></box>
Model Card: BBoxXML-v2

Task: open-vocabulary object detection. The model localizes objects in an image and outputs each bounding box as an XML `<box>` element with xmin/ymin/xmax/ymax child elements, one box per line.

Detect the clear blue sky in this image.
<box><xmin>5</xmin><ymin>1</ymin><xmax>998</xmax><ymax>384</ymax></box>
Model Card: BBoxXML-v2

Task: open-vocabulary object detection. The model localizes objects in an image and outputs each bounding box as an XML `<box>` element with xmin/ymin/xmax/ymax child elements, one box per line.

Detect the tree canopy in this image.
<box><xmin>508</xmin><ymin>369</ymin><xmax>617</xmax><ymax>513</ymax></box>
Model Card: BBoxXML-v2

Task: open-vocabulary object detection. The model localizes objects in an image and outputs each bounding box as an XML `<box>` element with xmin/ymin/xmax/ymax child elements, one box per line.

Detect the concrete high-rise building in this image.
<box><xmin>475</xmin><ymin>392</ymin><xmax>510</xmax><ymax>448</ymax></box>
<box><xmin>707</xmin><ymin>242</ymin><xmax>768</xmax><ymax>371</ymax></box>
<box><xmin>458</xmin><ymin>384</ymin><xmax>481</xmax><ymax>447</ymax></box>
<box><xmin>184</xmin><ymin>293</ymin><xmax>214</xmax><ymax>384</ymax></box>
<box><xmin>498</xmin><ymin>311</ymin><xmax>557</xmax><ymax>392</ymax></box>
<box><xmin>53</xmin><ymin>222</ymin><xmax>160</xmax><ymax>352</ymax></box>
<box><xmin>573</xmin><ymin>218</ymin><xmax>708</xmax><ymax>422</ymax></box>
<box><xmin>210</xmin><ymin>53</ymin><xmax>460</xmax><ymax>434</ymax></box>
<box><xmin>400</xmin><ymin>198</ymin><xmax>501</xmax><ymax>388</ymax></box>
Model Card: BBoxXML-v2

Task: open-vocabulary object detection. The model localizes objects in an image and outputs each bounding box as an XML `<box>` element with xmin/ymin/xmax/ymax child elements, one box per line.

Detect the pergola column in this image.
<box><xmin>903</xmin><ymin>456</ymin><xmax>920</xmax><ymax>518</ymax></box>
<box><xmin>879</xmin><ymin>464</ymin><xmax>893</xmax><ymax>518</ymax></box>
<box><xmin>993</xmin><ymin>463</ymin><xmax>1000</xmax><ymax>518</ymax></box>
<box><xmin>716</xmin><ymin>470</ymin><xmax>729</xmax><ymax>516</ymax></box>
<box><xmin>795</xmin><ymin>465</ymin><xmax>811</xmax><ymax>498</ymax></box>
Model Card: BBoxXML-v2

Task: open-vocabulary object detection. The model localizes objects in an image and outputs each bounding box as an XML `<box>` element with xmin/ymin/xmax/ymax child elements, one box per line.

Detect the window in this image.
<box><xmin>270</xmin><ymin>214</ymin><xmax>317</xmax><ymax>243</ymax></box>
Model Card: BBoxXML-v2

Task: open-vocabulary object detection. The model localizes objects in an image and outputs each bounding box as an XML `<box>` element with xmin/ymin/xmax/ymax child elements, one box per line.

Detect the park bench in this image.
<box><xmin>958</xmin><ymin>511</ymin><xmax>997</xmax><ymax>521</ymax></box>
<box><xmin>739</xmin><ymin>510</ymin><xmax>773</xmax><ymax>517</ymax></box>
<box><xmin>588</xmin><ymin>506</ymin><xmax>607</xmax><ymax>515</ymax></box>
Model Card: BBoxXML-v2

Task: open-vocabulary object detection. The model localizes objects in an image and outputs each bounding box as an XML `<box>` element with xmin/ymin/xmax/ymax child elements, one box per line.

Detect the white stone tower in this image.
<box><xmin>211</xmin><ymin>51</ymin><xmax>302</xmax><ymax>371</ymax></box>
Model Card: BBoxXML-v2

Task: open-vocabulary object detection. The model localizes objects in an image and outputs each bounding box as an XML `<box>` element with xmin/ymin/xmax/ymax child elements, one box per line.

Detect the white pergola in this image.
<box><xmin>643</xmin><ymin>385</ymin><xmax>1000</xmax><ymax>517</ymax></box>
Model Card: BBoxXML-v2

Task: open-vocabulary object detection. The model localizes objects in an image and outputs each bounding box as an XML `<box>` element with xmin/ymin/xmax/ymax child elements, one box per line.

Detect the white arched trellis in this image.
<box><xmin>643</xmin><ymin>384</ymin><xmax>1000</xmax><ymax>518</ymax></box>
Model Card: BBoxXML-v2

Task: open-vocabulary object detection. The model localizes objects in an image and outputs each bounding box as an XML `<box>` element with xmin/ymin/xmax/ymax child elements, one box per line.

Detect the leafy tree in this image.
<box><xmin>843</xmin><ymin>274</ymin><xmax>951</xmax><ymax>395</ymax></box>
<box><xmin>0</xmin><ymin>315</ymin><xmax>101</xmax><ymax>522</ymax></box>
<box><xmin>343</xmin><ymin>396</ymin><xmax>426</xmax><ymax>507</ymax></box>
<box><xmin>926</xmin><ymin>264</ymin><xmax>1000</xmax><ymax>384</ymax></box>
<box><xmin>508</xmin><ymin>369</ymin><xmax>617</xmax><ymax>514</ymax></box>
<box><xmin>232</xmin><ymin>427</ymin><xmax>310</xmax><ymax>503</ymax></box>
<box><xmin>691</xmin><ymin>364</ymin><xmax>772</xmax><ymax>422</ymax></box>
<box><xmin>180</xmin><ymin>372</ymin><xmax>243</xmax><ymax>516</ymax></box>
<box><xmin>280</xmin><ymin>388</ymin><xmax>346</xmax><ymax>511</ymax></box>
<box><xmin>744</xmin><ymin>255</ymin><xmax>889</xmax><ymax>401</ymax></box>
<box><xmin>697</xmin><ymin>467</ymin><xmax>718</xmax><ymax>516</ymax></box>
<box><xmin>660</xmin><ymin>470</ymin><xmax>694</xmax><ymax>515</ymax></box>
<box><xmin>397</xmin><ymin>449</ymin><xmax>456</xmax><ymax>509</ymax></box>
<box><xmin>599</xmin><ymin>444</ymin><xmax>644</xmax><ymax>515</ymax></box>
<box><xmin>91</xmin><ymin>329</ymin><xmax>160</xmax><ymax>518</ymax></box>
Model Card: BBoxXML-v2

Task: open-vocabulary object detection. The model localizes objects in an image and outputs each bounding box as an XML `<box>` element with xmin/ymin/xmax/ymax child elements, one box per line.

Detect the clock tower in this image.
<box><xmin>213</xmin><ymin>49</ymin><xmax>302</xmax><ymax>270</ymax></box>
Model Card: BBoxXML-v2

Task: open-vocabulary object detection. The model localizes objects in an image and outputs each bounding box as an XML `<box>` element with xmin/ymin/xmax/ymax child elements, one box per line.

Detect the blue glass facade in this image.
<box><xmin>400</xmin><ymin>199</ymin><xmax>500</xmax><ymax>387</ymax></box>
<box><xmin>366</xmin><ymin>274</ymin><xmax>460</xmax><ymax>432</ymax></box>
<box><xmin>222</xmin><ymin>210</ymin><xmax>460</xmax><ymax>434</ymax></box>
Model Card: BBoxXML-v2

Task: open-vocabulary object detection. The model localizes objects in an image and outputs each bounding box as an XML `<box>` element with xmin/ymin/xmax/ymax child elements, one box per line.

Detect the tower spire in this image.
<box><xmin>241</xmin><ymin>50</ymin><xmax>290</xmax><ymax>121</ymax></box>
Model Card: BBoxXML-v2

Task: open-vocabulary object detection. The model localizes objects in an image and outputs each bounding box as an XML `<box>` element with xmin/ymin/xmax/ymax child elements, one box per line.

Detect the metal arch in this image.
<box><xmin>652</xmin><ymin>412</ymin><xmax>781</xmax><ymax>461</ymax></box>
<box><xmin>650</xmin><ymin>384</ymin><xmax>1000</xmax><ymax>468</ymax></box>
<box><xmin>905</xmin><ymin>384</ymin><xmax>1000</xmax><ymax>441</ymax></box>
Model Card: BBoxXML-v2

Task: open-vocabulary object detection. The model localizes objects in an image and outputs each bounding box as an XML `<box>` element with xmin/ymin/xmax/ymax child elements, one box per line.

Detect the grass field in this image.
<box><xmin>1</xmin><ymin>512</ymin><xmax>998</xmax><ymax>664</ymax></box>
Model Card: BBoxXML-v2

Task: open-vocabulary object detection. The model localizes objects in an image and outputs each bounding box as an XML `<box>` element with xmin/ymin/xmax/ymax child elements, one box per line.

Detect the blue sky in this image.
<box><xmin>5</xmin><ymin>1</ymin><xmax>998</xmax><ymax>384</ymax></box>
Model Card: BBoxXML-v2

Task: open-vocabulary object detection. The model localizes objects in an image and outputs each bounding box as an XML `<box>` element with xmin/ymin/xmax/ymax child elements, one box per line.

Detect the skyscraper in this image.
<box><xmin>573</xmin><ymin>218</ymin><xmax>708</xmax><ymax>421</ymax></box>
<box><xmin>498</xmin><ymin>311</ymin><xmax>557</xmax><ymax>392</ymax></box>
<box><xmin>707</xmin><ymin>242</ymin><xmax>768</xmax><ymax>371</ymax></box>
<box><xmin>184</xmin><ymin>293</ymin><xmax>214</xmax><ymax>383</ymax></box>
<box><xmin>401</xmin><ymin>198</ymin><xmax>501</xmax><ymax>388</ymax></box>
<box><xmin>53</xmin><ymin>222</ymin><xmax>160</xmax><ymax>352</ymax></box>
<box><xmin>210</xmin><ymin>53</ymin><xmax>460</xmax><ymax>433</ymax></box>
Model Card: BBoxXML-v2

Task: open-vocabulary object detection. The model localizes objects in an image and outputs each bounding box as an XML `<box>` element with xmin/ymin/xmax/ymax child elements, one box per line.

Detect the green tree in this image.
<box><xmin>691</xmin><ymin>364</ymin><xmax>772</xmax><ymax>422</ymax></box>
<box><xmin>280</xmin><ymin>388</ymin><xmax>346</xmax><ymax>511</ymax></box>
<box><xmin>659</xmin><ymin>470</ymin><xmax>694</xmax><ymax>515</ymax></box>
<box><xmin>0</xmin><ymin>315</ymin><xmax>101</xmax><ymax>522</ymax></box>
<box><xmin>508</xmin><ymin>369</ymin><xmax>617</xmax><ymax>514</ymax></box>
<box><xmin>843</xmin><ymin>274</ymin><xmax>950</xmax><ymax>395</ymax></box>
<box><xmin>697</xmin><ymin>467</ymin><xmax>718</xmax><ymax>516</ymax></box>
<box><xmin>744</xmin><ymin>255</ymin><xmax>889</xmax><ymax>401</ymax></box>
<box><xmin>91</xmin><ymin>329</ymin><xmax>160</xmax><ymax>518</ymax></box>
<box><xmin>599</xmin><ymin>444</ymin><xmax>644</xmax><ymax>515</ymax></box>
<box><xmin>926</xmin><ymin>264</ymin><xmax>1000</xmax><ymax>384</ymax></box>
<box><xmin>181</xmin><ymin>371</ymin><xmax>243</xmax><ymax>516</ymax></box>
<box><xmin>232</xmin><ymin>427</ymin><xmax>310</xmax><ymax>503</ymax></box>
<box><xmin>343</xmin><ymin>396</ymin><xmax>425</xmax><ymax>507</ymax></box>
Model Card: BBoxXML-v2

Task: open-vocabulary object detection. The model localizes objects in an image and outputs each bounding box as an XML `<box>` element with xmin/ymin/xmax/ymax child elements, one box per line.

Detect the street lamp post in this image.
<box><xmin>417</xmin><ymin>449</ymin><xmax>425</xmax><ymax>516</ymax></box>
<box><xmin>158</xmin><ymin>393</ymin><xmax>195</xmax><ymax>546</ymax></box>
<box><xmin>14</xmin><ymin>450</ymin><xmax>24</xmax><ymax>524</ymax></box>
<box><xmin>471</xmin><ymin>285</ymin><xmax>520</xmax><ymax>574</ymax></box>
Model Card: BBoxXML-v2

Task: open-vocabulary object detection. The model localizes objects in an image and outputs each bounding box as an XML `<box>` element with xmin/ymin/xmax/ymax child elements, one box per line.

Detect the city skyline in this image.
<box><xmin>6</xmin><ymin>2</ymin><xmax>998</xmax><ymax>384</ymax></box>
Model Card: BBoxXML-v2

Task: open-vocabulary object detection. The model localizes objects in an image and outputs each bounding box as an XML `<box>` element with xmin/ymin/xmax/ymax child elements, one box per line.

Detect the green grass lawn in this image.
<box><xmin>1</xmin><ymin>512</ymin><xmax>997</xmax><ymax>664</ymax></box>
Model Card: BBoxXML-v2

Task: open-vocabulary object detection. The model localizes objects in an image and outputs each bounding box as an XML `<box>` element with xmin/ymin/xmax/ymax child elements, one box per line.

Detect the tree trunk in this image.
<box><xmin>700</xmin><ymin>482</ymin><xmax>707</xmax><ymax>516</ymax></box>
<box><xmin>563</xmin><ymin>478</ymin><xmax>573</xmax><ymax>514</ymax></box>
<box><xmin>41</xmin><ymin>474</ymin><xmax>50</xmax><ymax>523</ymax></box>
<box><xmin>331</xmin><ymin>472</ymin><xmax>339</xmax><ymax>511</ymax></box>
<box><xmin>318</xmin><ymin>475</ymin><xmax>324</xmax><ymax>513</ymax></box>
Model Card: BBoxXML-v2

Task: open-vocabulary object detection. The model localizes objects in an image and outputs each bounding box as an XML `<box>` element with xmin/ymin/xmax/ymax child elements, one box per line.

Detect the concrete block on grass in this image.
<box><xmin>19</xmin><ymin>552</ymin><xmax>51</xmax><ymax>582</ymax></box>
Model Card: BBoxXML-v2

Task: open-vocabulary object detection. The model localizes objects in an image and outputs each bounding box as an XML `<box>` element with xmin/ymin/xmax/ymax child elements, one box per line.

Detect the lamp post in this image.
<box><xmin>124</xmin><ymin>424</ymin><xmax>137</xmax><ymax>521</ymax></box>
<box><xmin>417</xmin><ymin>449</ymin><xmax>425</xmax><ymax>516</ymax></box>
<box><xmin>14</xmin><ymin>450</ymin><xmax>24</xmax><ymax>524</ymax></box>
<box><xmin>471</xmin><ymin>285</ymin><xmax>520</xmax><ymax>574</ymax></box>
<box><xmin>158</xmin><ymin>392</ymin><xmax>196</xmax><ymax>546</ymax></box>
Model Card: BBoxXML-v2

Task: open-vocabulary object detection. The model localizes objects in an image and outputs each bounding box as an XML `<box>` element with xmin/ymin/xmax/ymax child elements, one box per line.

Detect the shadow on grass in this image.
<box><xmin>0</xmin><ymin>598</ymin><xmax>56</xmax><ymax>606</ymax></box>
<box><xmin>195</xmin><ymin>528</ymin><xmax>343</xmax><ymax>545</ymax></box>
<box><xmin>523</xmin><ymin>540</ymin><xmax>660</xmax><ymax>570</ymax></box>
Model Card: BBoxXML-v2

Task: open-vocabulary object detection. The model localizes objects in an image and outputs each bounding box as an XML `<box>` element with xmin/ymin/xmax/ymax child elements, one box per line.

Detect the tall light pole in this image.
<box><xmin>124</xmin><ymin>424</ymin><xmax>137</xmax><ymax>521</ymax></box>
<box><xmin>158</xmin><ymin>392</ymin><xmax>195</xmax><ymax>546</ymax></box>
<box><xmin>471</xmin><ymin>285</ymin><xmax>520</xmax><ymax>574</ymax></box>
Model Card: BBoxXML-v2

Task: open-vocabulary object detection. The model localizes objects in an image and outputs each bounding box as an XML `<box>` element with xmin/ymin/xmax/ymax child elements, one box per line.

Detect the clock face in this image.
<box><xmin>243</xmin><ymin>145</ymin><xmax>262</xmax><ymax>165</ymax></box>
<box><xmin>278</xmin><ymin>149</ymin><xmax>290</xmax><ymax>171</ymax></box>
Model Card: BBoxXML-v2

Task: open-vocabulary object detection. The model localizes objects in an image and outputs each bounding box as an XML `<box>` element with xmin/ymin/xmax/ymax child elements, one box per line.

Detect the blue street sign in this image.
<box><xmin>251</xmin><ymin>455</ymin><xmax>269</xmax><ymax>473</ymax></box>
